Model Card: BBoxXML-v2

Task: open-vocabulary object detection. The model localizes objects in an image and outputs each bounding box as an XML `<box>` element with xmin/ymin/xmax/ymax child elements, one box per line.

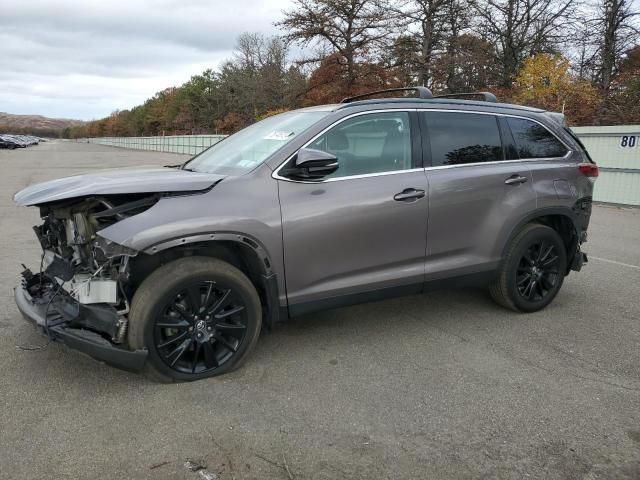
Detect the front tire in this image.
<box><xmin>128</xmin><ymin>256</ymin><xmax>262</xmax><ymax>382</ymax></box>
<box><xmin>490</xmin><ymin>224</ymin><xmax>567</xmax><ymax>312</ymax></box>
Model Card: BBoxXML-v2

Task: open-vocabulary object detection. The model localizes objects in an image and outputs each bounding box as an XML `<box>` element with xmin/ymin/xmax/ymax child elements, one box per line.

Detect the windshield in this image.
<box><xmin>183</xmin><ymin>110</ymin><xmax>331</xmax><ymax>175</ymax></box>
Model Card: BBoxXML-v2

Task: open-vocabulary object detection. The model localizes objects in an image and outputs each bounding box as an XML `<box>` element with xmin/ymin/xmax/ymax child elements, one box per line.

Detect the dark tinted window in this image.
<box><xmin>424</xmin><ymin>112</ymin><xmax>503</xmax><ymax>166</ymax></box>
<box><xmin>507</xmin><ymin>117</ymin><xmax>568</xmax><ymax>158</ymax></box>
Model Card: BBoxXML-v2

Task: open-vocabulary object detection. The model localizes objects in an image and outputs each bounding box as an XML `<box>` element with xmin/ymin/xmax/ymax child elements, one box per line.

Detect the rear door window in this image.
<box><xmin>507</xmin><ymin>117</ymin><xmax>568</xmax><ymax>159</ymax></box>
<box><xmin>422</xmin><ymin>112</ymin><xmax>503</xmax><ymax>166</ymax></box>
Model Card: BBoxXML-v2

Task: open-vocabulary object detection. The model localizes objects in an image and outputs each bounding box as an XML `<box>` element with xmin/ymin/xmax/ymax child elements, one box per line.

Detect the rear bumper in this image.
<box><xmin>570</xmin><ymin>250</ymin><xmax>588</xmax><ymax>272</ymax></box>
<box><xmin>14</xmin><ymin>284</ymin><xmax>147</xmax><ymax>372</ymax></box>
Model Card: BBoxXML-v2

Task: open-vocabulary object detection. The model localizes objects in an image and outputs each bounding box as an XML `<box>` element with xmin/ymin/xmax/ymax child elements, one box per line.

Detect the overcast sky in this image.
<box><xmin>0</xmin><ymin>0</ymin><xmax>293</xmax><ymax>120</ymax></box>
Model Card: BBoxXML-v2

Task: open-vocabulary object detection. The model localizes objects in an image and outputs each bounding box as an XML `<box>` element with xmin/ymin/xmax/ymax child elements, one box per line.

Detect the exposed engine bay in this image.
<box><xmin>21</xmin><ymin>194</ymin><xmax>158</xmax><ymax>344</ymax></box>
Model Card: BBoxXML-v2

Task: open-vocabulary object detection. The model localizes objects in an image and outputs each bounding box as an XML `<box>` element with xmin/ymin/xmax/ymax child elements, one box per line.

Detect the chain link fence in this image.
<box><xmin>77</xmin><ymin>135</ymin><xmax>227</xmax><ymax>156</ymax></box>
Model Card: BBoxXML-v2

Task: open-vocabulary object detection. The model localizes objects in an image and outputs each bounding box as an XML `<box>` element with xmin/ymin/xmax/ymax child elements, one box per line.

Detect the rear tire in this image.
<box><xmin>128</xmin><ymin>256</ymin><xmax>262</xmax><ymax>382</ymax></box>
<box><xmin>490</xmin><ymin>224</ymin><xmax>567</xmax><ymax>312</ymax></box>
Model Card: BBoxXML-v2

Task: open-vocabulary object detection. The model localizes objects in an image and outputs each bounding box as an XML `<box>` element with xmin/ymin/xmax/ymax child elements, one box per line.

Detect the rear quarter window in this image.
<box><xmin>507</xmin><ymin>117</ymin><xmax>568</xmax><ymax>159</ymax></box>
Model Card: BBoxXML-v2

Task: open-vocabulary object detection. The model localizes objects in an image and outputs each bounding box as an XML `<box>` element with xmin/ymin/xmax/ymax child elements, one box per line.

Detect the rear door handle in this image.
<box><xmin>505</xmin><ymin>175</ymin><xmax>528</xmax><ymax>185</ymax></box>
<box><xmin>394</xmin><ymin>188</ymin><xmax>426</xmax><ymax>202</ymax></box>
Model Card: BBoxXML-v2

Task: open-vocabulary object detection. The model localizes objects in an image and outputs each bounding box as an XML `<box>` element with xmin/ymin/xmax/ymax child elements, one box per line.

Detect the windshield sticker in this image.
<box><xmin>264</xmin><ymin>131</ymin><xmax>295</xmax><ymax>141</ymax></box>
<box><xmin>237</xmin><ymin>160</ymin><xmax>256</xmax><ymax>167</ymax></box>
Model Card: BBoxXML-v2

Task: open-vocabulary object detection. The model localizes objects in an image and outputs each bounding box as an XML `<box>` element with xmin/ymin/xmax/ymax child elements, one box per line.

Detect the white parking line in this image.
<box><xmin>590</xmin><ymin>256</ymin><xmax>640</xmax><ymax>270</ymax></box>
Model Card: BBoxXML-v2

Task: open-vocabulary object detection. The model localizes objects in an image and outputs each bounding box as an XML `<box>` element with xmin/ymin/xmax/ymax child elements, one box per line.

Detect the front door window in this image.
<box><xmin>308</xmin><ymin>112</ymin><xmax>413</xmax><ymax>178</ymax></box>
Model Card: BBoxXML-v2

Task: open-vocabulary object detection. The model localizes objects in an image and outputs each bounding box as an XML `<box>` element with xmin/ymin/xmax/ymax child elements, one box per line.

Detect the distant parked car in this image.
<box><xmin>17</xmin><ymin>135</ymin><xmax>38</xmax><ymax>145</ymax></box>
<box><xmin>0</xmin><ymin>136</ymin><xmax>18</xmax><ymax>149</ymax></box>
<box><xmin>0</xmin><ymin>134</ymin><xmax>41</xmax><ymax>147</ymax></box>
<box><xmin>0</xmin><ymin>135</ymin><xmax>24</xmax><ymax>148</ymax></box>
<box><xmin>3</xmin><ymin>135</ymin><xmax>27</xmax><ymax>147</ymax></box>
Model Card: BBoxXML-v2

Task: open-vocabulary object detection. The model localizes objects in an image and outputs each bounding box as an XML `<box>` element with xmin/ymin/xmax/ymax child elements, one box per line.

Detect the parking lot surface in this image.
<box><xmin>1</xmin><ymin>141</ymin><xmax>639</xmax><ymax>479</ymax></box>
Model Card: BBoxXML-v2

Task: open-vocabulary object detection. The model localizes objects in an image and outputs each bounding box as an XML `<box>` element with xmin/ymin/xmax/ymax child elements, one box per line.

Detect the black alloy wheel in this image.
<box><xmin>154</xmin><ymin>281</ymin><xmax>248</xmax><ymax>374</ymax></box>
<box><xmin>515</xmin><ymin>240</ymin><xmax>560</xmax><ymax>302</ymax></box>
<box><xmin>489</xmin><ymin>223</ymin><xmax>567</xmax><ymax>312</ymax></box>
<box><xmin>128</xmin><ymin>257</ymin><xmax>262</xmax><ymax>382</ymax></box>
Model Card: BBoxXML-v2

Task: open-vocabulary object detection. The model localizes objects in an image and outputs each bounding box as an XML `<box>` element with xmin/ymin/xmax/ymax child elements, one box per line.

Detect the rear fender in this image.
<box><xmin>500</xmin><ymin>204</ymin><xmax>589</xmax><ymax>274</ymax></box>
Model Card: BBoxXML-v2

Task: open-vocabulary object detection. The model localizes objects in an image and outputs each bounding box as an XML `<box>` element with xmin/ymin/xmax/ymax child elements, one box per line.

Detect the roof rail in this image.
<box><xmin>544</xmin><ymin>111</ymin><xmax>565</xmax><ymax>125</ymax></box>
<box><xmin>432</xmin><ymin>92</ymin><xmax>498</xmax><ymax>102</ymax></box>
<box><xmin>341</xmin><ymin>86</ymin><xmax>433</xmax><ymax>103</ymax></box>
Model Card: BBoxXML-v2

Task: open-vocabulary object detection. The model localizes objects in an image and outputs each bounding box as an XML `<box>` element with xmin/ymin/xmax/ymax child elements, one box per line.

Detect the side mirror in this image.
<box><xmin>285</xmin><ymin>148</ymin><xmax>339</xmax><ymax>180</ymax></box>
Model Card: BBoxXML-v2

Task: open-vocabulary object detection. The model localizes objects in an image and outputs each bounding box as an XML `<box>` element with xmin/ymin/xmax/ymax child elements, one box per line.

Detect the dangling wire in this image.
<box><xmin>15</xmin><ymin>281</ymin><xmax>65</xmax><ymax>352</ymax></box>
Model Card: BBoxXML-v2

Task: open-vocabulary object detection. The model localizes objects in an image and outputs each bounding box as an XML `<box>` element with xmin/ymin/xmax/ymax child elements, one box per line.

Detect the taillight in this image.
<box><xmin>578</xmin><ymin>163</ymin><xmax>599</xmax><ymax>177</ymax></box>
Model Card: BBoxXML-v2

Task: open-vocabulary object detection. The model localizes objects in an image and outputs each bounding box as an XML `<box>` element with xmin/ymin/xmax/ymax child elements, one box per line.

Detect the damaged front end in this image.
<box><xmin>15</xmin><ymin>194</ymin><xmax>157</xmax><ymax>371</ymax></box>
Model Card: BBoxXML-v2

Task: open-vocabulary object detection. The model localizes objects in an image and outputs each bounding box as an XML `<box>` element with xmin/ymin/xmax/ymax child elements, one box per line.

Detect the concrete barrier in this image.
<box><xmin>572</xmin><ymin>125</ymin><xmax>640</xmax><ymax>206</ymax></box>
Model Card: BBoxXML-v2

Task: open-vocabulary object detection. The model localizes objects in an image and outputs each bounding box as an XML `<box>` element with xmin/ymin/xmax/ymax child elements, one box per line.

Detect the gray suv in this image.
<box><xmin>14</xmin><ymin>87</ymin><xmax>598</xmax><ymax>382</ymax></box>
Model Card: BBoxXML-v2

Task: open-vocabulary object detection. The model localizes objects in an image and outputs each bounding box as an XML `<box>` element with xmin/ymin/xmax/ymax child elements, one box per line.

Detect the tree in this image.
<box><xmin>598</xmin><ymin>45</ymin><xmax>640</xmax><ymax>123</ymax></box>
<box><xmin>384</xmin><ymin>35</ymin><xmax>421</xmax><ymax>85</ymax></box>
<box><xmin>104</xmin><ymin>110</ymin><xmax>132</xmax><ymax>136</ymax></box>
<box><xmin>513</xmin><ymin>53</ymin><xmax>598</xmax><ymax>124</ymax></box>
<box><xmin>470</xmin><ymin>0</ymin><xmax>575</xmax><ymax>87</ymax></box>
<box><xmin>179</xmin><ymin>70</ymin><xmax>221</xmax><ymax>133</ymax></box>
<box><xmin>217</xmin><ymin>33</ymin><xmax>305</xmax><ymax>127</ymax></box>
<box><xmin>432</xmin><ymin>33</ymin><xmax>500</xmax><ymax>92</ymax></box>
<box><xmin>277</xmin><ymin>0</ymin><xmax>390</xmax><ymax>91</ymax></box>
<box><xmin>141</xmin><ymin>88</ymin><xmax>179</xmax><ymax>135</ymax></box>
<box><xmin>302</xmin><ymin>53</ymin><xmax>402</xmax><ymax>104</ymax></box>
<box><xmin>439</xmin><ymin>0</ymin><xmax>471</xmax><ymax>91</ymax></box>
<box><xmin>214</xmin><ymin>112</ymin><xmax>245</xmax><ymax>134</ymax></box>
<box><xmin>385</xmin><ymin>0</ymin><xmax>451</xmax><ymax>86</ymax></box>
<box><xmin>593</xmin><ymin>0</ymin><xmax>639</xmax><ymax>92</ymax></box>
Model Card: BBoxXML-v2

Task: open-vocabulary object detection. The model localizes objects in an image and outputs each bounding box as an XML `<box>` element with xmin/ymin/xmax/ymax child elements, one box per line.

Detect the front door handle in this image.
<box><xmin>505</xmin><ymin>174</ymin><xmax>528</xmax><ymax>185</ymax></box>
<box><xmin>394</xmin><ymin>188</ymin><xmax>426</xmax><ymax>202</ymax></box>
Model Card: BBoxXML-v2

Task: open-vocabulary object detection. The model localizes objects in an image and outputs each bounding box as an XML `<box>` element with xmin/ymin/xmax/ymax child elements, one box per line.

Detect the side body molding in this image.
<box><xmin>144</xmin><ymin>231</ymin><xmax>274</xmax><ymax>276</ymax></box>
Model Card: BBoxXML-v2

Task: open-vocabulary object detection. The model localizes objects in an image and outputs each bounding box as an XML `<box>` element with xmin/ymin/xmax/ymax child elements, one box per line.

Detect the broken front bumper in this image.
<box><xmin>14</xmin><ymin>283</ymin><xmax>147</xmax><ymax>372</ymax></box>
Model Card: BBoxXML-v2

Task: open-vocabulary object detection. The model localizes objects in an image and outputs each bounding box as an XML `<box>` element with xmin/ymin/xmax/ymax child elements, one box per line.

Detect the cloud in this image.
<box><xmin>0</xmin><ymin>0</ymin><xmax>292</xmax><ymax>119</ymax></box>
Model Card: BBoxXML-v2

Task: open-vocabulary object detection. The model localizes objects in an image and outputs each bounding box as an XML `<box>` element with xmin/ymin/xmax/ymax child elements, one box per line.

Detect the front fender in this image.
<box><xmin>97</xmin><ymin>165</ymin><xmax>285</xmax><ymax>299</ymax></box>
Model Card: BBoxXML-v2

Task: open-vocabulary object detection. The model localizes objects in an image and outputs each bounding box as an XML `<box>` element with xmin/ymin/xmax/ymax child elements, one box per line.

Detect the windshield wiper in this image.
<box><xmin>164</xmin><ymin>164</ymin><xmax>198</xmax><ymax>172</ymax></box>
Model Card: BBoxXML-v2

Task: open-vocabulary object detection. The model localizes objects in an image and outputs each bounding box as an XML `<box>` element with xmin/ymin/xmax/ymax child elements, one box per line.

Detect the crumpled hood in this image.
<box><xmin>14</xmin><ymin>167</ymin><xmax>225</xmax><ymax>206</ymax></box>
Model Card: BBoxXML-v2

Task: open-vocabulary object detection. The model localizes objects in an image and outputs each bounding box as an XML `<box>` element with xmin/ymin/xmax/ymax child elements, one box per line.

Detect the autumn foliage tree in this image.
<box><xmin>513</xmin><ymin>54</ymin><xmax>599</xmax><ymax>125</ymax></box>
<box><xmin>303</xmin><ymin>53</ymin><xmax>402</xmax><ymax>105</ymax></box>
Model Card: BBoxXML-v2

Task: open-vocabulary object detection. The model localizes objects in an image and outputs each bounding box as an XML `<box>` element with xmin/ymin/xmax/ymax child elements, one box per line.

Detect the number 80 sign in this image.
<box><xmin>620</xmin><ymin>135</ymin><xmax>638</xmax><ymax>148</ymax></box>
